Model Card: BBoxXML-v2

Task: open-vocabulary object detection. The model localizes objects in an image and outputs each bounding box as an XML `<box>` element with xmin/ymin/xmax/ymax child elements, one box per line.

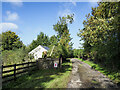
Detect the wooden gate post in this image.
<box><xmin>14</xmin><ymin>64</ymin><xmax>16</xmax><ymax>81</ymax></box>
<box><xmin>59</xmin><ymin>54</ymin><xmax>62</xmax><ymax>68</ymax></box>
<box><xmin>0</xmin><ymin>65</ymin><xmax>2</xmax><ymax>90</ymax></box>
<box><xmin>1</xmin><ymin>65</ymin><xmax>3</xmax><ymax>77</ymax></box>
<box><xmin>60</xmin><ymin>57</ymin><xmax>62</xmax><ymax>68</ymax></box>
<box><xmin>1</xmin><ymin>65</ymin><xmax>3</xmax><ymax>82</ymax></box>
<box><xmin>59</xmin><ymin>57</ymin><xmax>60</xmax><ymax>68</ymax></box>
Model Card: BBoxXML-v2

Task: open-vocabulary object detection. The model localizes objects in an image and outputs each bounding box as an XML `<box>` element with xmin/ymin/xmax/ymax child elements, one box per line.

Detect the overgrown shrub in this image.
<box><xmin>1</xmin><ymin>48</ymin><xmax>30</xmax><ymax>65</ymax></box>
<box><xmin>73</xmin><ymin>49</ymin><xmax>83</xmax><ymax>58</ymax></box>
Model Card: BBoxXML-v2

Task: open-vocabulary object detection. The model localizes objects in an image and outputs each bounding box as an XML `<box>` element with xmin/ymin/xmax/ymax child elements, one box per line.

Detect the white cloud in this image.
<box><xmin>0</xmin><ymin>23</ymin><xmax>18</xmax><ymax>33</ymax></box>
<box><xmin>58</xmin><ymin>9</ymin><xmax>76</xmax><ymax>22</ymax></box>
<box><xmin>69</xmin><ymin>0</ymin><xmax>76</xmax><ymax>6</ymax></box>
<box><xmin>11</xmin><ymin>2</ymin><xmax>23</xmax><ymax>7</ymax></box>
<box><xmin>5</xmin><ymin>11</ymin><xmax>19</xmax><ymax>21</ymax></box>
<box><xmin>58</xmin><ymin>2</ymin><xmax>76</xmax><ymax>17</ymax></box>
<box><xmin>71</xmin><ymin>2</ymin><xmax>76</xmax><ymax>6</ymax></box>
<box><xmin>58</xmin><ymin>9</ymin><xmax>72</xmax><ymax>17</ymax></box>
<box><xmin>4</xmin><ymin>0</ymin><xmax>23</xmax><ymax>7</ymax></box>
<box><xmin>89</xmin><ymin>2</ymin><xmax>98</xmax><ymax>7</ymax></box>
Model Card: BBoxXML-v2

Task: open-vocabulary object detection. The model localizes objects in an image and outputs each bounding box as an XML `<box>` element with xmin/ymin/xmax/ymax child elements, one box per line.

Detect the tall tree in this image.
<box><xmin>1</xmin><ymin>31</ymin><xmax>23</xmax><ymax>51</ymax></box>
<box><xmin>53</xmin><ymin>14</ymin><xmax>74</xmax><ymax>39</ymax></box>
<box><xmin>78</xmin><ymin>1</ymin><xmax>120</xmax><ymax>69</ymax></box>
<box><xmin>29</xmin><ymin>32</ymin><xmax>50</xmax><ymax>51</ymax></box>
<box><xmin>49</xmin><ymin>35</ymin><xmax>58</xmax><ymax>45</ymax></box>
<box><xmin>53</xmin><ymin>14</ymin><xmax>74</xmax><ymax>59</ymax></box>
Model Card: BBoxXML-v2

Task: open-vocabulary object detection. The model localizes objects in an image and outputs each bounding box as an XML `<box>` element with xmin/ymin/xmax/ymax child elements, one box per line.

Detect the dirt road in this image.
<box><xmin>68</xmin><ymin>58</ymin><xmax>118</xmax><ymax>88</ymax></box>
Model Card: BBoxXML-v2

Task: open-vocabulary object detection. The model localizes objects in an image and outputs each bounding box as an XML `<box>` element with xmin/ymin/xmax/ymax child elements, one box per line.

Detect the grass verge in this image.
<box><xmin>76</xmin><ymin>58</ymin><xmax>120</xmax><ymax>84</ymax></box>
<box><xmin>3</xmin><ymin>60</ymin><xmax>72</xmax><ymax>88</ymax></box>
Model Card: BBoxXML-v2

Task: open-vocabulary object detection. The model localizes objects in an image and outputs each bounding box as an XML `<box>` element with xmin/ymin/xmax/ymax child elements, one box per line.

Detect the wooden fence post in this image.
<box><xmin>0</xmin><ymin>65</ymin><xmax>2</xmax><ymax>90</ymax></box>
<box><xmin>1</xmin><ymin>65</ymin><xmax>3</xmax><ymax>82</ymax></box>
<box><xmin>59</xmin><ymin>54</ymin><xmax>62</xmax><ymax>68</ymax></box>
<box><xmin>1</xmin><ymin>65</ymin><xmax>3</xmax><ymax>76</ymax></box>
<box><xmin>60</xmin><ymin>57</ymin><xmax>62</xmax><ymax>68</ymax></box>
<box><xmin>2</xmin><ymin>61</ymin><xmax>39</xmax><ymax>83</ymax></box>
<box><xmin>14</xmin><ymin>64</ymin><xmax>16</xmax><ymax>81</ymax></box>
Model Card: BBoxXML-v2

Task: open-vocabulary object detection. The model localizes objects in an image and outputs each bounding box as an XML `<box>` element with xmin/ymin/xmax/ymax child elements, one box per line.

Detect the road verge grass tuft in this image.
<box><xmin>76</xmin><ymin>58</ymin><xmax>120</xmax><ymax>84</ymax></box>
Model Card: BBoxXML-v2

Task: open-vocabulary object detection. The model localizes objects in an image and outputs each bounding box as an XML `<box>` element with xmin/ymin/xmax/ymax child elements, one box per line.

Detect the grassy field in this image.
<box><xmin>3</xmin><ymin>60</ymin><xmax>72</xmax><ymax>88</ymax></box>
<box><xmin>76</xmin><ymin>58</ymin><xmax>120</xmax><ymax>84</ymax></box>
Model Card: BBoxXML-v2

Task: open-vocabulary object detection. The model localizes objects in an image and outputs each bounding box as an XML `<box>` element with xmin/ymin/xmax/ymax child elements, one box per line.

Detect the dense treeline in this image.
<box><xmin>28</xmin><ymin>32</ymin><xmax>50</xmax><ymax>52</ymax></box>
<box><xmin>27</xmin><ymin>15</ymin><xmax>75</xmax><ymax>59</ymax></box>
<box><xmin>0</xmin><ymin>14</ymin><xmax>75</xmax><ymax>64</ymax></box>
<box><xmin>0</xmin><ymin>15</ymin><xmax>75</xmax><ymax>64</ymax></box>
<box><xmin>78</xmin><ymin>2</ymin><xmax>120</xmax><ymax>70</ymax></box>
<box><xmin>0</xmin><ymin>31</ymin><xmax>59</xmax><ymax>65</ymax></box>
<box><xmin>1</xmin><ymin>47</ymin><xmax>29</xmax><ymax>65</ymax></box>
<box><xmin>28</xmin><ymin>32</ymin><xmax>59</xmax><ymax>52</ymax></box>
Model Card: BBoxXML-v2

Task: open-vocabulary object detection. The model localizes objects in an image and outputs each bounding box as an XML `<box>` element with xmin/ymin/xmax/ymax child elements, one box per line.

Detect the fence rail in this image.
<box><xmin>1</xmin><ymin>61</ymin><xmax>38</xmax><ymax>83</ymax></box>
<box><xmin>1</xmin><ymin>58</ymin><xmax>62</xmax><ymax>84</ymax></box>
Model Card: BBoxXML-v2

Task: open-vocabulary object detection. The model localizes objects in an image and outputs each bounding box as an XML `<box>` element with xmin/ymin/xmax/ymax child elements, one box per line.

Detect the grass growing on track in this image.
<box><xmin>76</xmin><ymin>58</ymin><xmax>120</xmax><ymax>84</ymax></box>
<box><xmin>3</xmin><ymin>61</ymin><xmax>72</xmax><ymax>88</ymax></box>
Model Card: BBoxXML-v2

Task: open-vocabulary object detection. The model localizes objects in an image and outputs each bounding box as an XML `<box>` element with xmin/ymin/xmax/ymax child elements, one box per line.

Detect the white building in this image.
<box><xmin>28</xmin><ymin>45</ymin><xmax>49</xmax><ymax>60</ymax></box>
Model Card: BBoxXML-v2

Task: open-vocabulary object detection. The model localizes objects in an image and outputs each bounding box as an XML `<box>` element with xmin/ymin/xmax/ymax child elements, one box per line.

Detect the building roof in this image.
<box><xmin>42</xmin><ymin>46</ymin><xmax>49</xmax><ymax>50</ymax></box>
<box><xmin>28</xmin><ymin>45</ymin><xmax>49</xmax><ymax>54</ymax></box>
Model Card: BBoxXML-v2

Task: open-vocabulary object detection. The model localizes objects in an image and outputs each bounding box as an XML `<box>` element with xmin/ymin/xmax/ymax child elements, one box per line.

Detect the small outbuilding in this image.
<box><xmin>28</xmin><ymin>45</ymin><xmax>49</xmax><ymax>60</ymax></box>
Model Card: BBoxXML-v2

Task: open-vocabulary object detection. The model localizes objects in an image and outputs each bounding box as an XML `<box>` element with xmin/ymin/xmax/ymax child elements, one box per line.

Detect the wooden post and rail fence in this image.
<box><xmin>1</xmin><ymin>57</ymin><xmax>62</xmax><ymax>84</ymax></box>
<box><xmin>1</xmin><ymin>61</ymin><xmax>38</xmax><ymax>83</ymax></box>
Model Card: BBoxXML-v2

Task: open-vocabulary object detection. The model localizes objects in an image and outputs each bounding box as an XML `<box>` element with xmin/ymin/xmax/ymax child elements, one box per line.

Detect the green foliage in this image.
<box><xmin>1</xmin><ymin>47</ymin><xmax>30</xmax><ymax>65</ymax></box>
<box><xmin>28</xmin><ymin>54</ymin><xmax>34</xmax><ymax>60</ymax></box>
<box><xmin>47</xmin><ymin>46</ymin><xmax>60</xmax><ymax>58</ymax></box>
<box><xmin>28</xmin><ymin>32</ymin><xmax>50</xmax><ymax>52</ymax></box>
<box><xmin>1</xmin><ymin>31</ymin><xmax>23</xmax><ymax>51</ymax></box>
<box><xmin>52</xmin><ymin>14</ymin><xmax>74</xmax><ymax>59</ymax></box>
<box><xmin>28</xmin><ymin>32</ymin><xmax>59</xmax><ymax>52</ymax></box>
<box><xmin>28</xmin><ymin>15</ymin><xmax>74</xmax><ymax>59</ymax></box>
<box><xmin>91</xmin><ymin>65</ymin><xmax>97</xmax><ymax>69</ymax></box>
<box><xmin>49</xmin><ymin>35</ymin><xmax>58</xmax><ymax>46</ymax></box>
<box><xmin>78</xmin><ymin>2</ymin><xmax>120</xmax><ymax>69</ymax></box>
<box><xmin>0</xmin><ymin>31</ymin><xmax>29</xmax><ymax>65</ymax></box>
<box><xmin>53</xmin><ymin>14</ymin><xmax>74</xmax><ymax>38</ymax></box>
<box><xmin>59</xmin><ymin>30</ymin><xmax>72</xmax><ymax>58</ymax></box>
<box><xmin>73</xmin><ymin>49</ymin><xmax>83</xmax><ymax>58</ymax></box>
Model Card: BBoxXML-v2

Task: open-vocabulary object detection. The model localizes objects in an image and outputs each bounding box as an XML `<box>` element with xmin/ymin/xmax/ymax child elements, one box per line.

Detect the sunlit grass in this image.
<box><xmin>3</xmin><ymin>60</ymin><xmax>72</xmax><ymax>88</ymax></box>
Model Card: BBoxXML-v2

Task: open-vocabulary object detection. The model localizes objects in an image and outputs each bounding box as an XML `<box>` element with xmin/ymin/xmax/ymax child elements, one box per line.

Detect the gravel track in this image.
<box><xmin>67</xmin><ymin>58</ymin><xmax>118</xmax><ymax>88</ymax></box>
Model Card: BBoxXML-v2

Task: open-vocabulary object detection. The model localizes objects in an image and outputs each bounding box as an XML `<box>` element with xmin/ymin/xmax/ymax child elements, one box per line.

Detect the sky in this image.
<box><xmin>1</xmin><ymin>0</ymin><xmax>98</xmax><ymax>49</ymax></box>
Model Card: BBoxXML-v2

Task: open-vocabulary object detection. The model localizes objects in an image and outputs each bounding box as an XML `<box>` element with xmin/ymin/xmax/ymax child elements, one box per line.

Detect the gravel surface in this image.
<box><xmin>67</xmin><ymin>58</ymin><xmax>118</xmax><ymax>88</ymax></box>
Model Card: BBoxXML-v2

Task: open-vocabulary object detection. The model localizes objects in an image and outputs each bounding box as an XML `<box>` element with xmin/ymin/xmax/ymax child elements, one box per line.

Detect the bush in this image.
<box><xmin>91</xmin><ymin>65</ymin><xmax>96</xmax><ymax>69</ymax></box>
<box><xmin>47</xmin><ymin>45</ymin><xmax>61</xmax><ymax>58</ymax></box>
<box><xmin>47</xmin><ymin>45</ymin><xmax>72</xmax><ymax>60</ymax></box>
<box><xmin>73</xmin><ymin>49</ymin><xmax>84</xmax><ymax>58</ymax></box>
<box><xmin>1</xmin><ymin>48</ymin><xmax>29</xmax><ymax>65</ymax></box>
